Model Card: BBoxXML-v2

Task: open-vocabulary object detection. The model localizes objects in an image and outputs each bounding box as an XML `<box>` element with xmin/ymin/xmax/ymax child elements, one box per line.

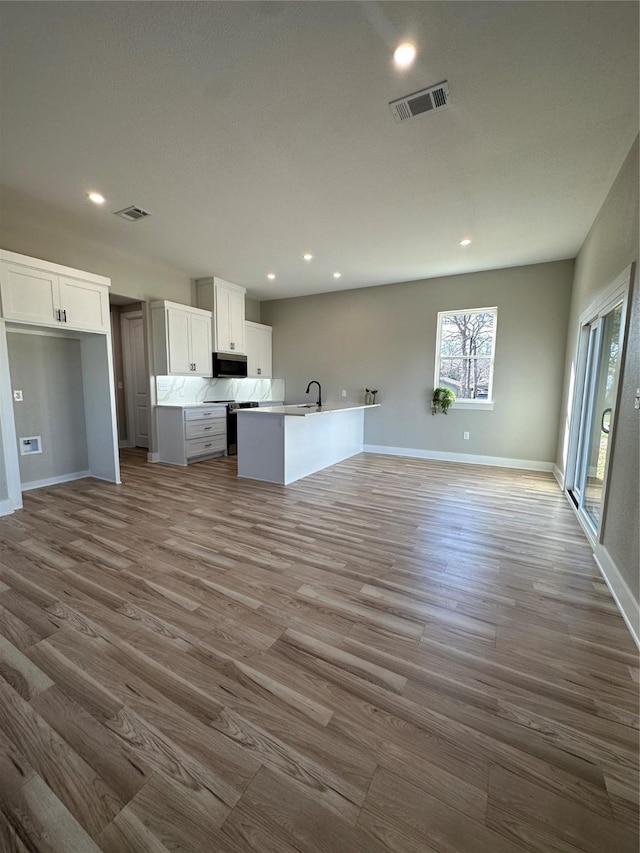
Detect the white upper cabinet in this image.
<box><xmin>57</xmin><ymin>276</ymin><xmax>110</xmax><ymax>332</ymax></box>
<box><xmin>151</xmin><ymin>300</ymin><xmax>212</xmax><ymax>377</ymax></box>
<box><xmin>196</xmin><ymin>277</ymin><xmax>246</xmax><ymax>354</ymax></box>
<box><xmin>189</xmin><ymin>311</ymin><xmax>213</xmax><ymax>375</ymax></box>
<box><xmin>245</xmin><ymin>321</ymin><xmax>272</xmax><ymax>378</ymax></box>
<box><xmin>0</xmin><ymin>253</ymin><xmax>110</xmax><ymax>333</ymax></box>
<box><xmin>165</xmin><ymin>306</ymin><xmax>193</xmax><ymax>374</ymax></box>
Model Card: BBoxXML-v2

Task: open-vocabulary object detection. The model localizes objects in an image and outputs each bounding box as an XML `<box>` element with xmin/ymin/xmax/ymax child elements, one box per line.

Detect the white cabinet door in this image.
<box><xmin>58</xmin><ymin>277</ymin><xmax>109</xmax><ymax>332</ymax></box>
<box><xmin>213</xmin><ymin>282</ymin><xmax>245</xmax><ymax>353</ymax></box>
<box><xmin>258</xmin><ymin>325</ymin><xmax>272</xmax><ymax>377</ymax></box>
<box><xmin>228</xmin><ymin>287</ymin><xmax>246</xmax><ymax>354</ymax></box>
<box><xmin>166</xmin><ymin>307</ymin><xmax>193</xmax><ymax>374</ymax></box>
<box><xmin>246</xmin><ymin>322</ymin><xmax>272</xmax><ymax>377</ymax></box>
<box><xmin>245</xmin><ymin>323</ymin><xmax>259</xmax><ymax>377</ymax></box>
<box><xmin>0</xmin><ymin>264</ymin><xmax>59</xmax><ymax>326</ymax></box>
<box><xmin>189</xmin><ymin>312</ymin><xmax>212</xmax><ymax>376</ymax></box>
<box><xmin>214</xmin><ymin>284</ymin><xmax>232</xmax><ymax>352</ymax></box>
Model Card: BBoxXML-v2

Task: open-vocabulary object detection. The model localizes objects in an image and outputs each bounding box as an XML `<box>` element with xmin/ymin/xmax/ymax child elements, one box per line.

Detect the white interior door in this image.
<box><xmin>122</xmin><ymin>312</ymin><xmax>150</xmax><ymax>448</ymax></box>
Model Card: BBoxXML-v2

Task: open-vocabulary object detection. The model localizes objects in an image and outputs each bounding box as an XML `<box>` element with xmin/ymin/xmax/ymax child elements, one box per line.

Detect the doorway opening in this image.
<box><xmin>109</xmin><ymin>297</ymin><xmax>150</xmax><ymax>450</ymax></box>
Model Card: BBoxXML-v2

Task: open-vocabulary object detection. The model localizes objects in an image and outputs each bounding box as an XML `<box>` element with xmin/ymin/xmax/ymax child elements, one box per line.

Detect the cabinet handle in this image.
<box><xmin>55</xmin><ymin>308</ymin><xmax>61</xmax><ymax>321</ymax></box>
<box><xmin>204</xmin><ymin>443</ymin><xmax>212</xmax><ymax>448</ymax></box>
<box><xmin>204</xmin><ymin>426</ymin><xmax>212</xmax><ymax>430</ymax></box>
<box><xmin>193</xmin><ymin>362</ymin><xmax>197</xmax><ymax>371</ymax></box>
<box><xmin>230</xmin><ymin>342</ymin><xmax>235</xmax><ymax>350</ymax></box>
<box><xmin>257</xmin><ymin>368</ymin><xmax>261</xmax><ymax>375</ymax></box>
<box><xmin>62</xmin><ymin>309</ymin><xmax>67</xmax><ymax>323</ymax></box>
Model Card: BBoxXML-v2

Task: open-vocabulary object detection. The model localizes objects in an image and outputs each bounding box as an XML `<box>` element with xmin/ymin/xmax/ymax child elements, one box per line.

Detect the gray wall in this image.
<box><xmin>245</xmin><ymin>297</ymin><xmax>261</xmax><ymax>323</ymax></box>
<box><xmin>7</xmin><ymin>333</ymin><xmax>88</xmax><ymax>484</ymax></box>
<box><xmin>557</xmin><ymin>136</ymin><xmax>639</xmax><ymax>600</ymax></box>
<box><xmin>0</xmin><ymin>186</ymin><xmax>193</xmax><ymax>303</ymax></box>
<box><xmin>0</xmin><ymin>418</ymin><xmax>7</xmax><ymax>500</ymax></box>
<box><xmin>261</xmin><ymin>259</ymin><xmax>574</xmax><ymax>464</ymax></box>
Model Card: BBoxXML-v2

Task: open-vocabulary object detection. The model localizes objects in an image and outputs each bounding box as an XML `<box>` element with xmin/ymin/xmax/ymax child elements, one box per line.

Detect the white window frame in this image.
<box><xmin>434</xmin><ymin>306</ymin><xmax>497</xmax><ymax>411</ymax></box>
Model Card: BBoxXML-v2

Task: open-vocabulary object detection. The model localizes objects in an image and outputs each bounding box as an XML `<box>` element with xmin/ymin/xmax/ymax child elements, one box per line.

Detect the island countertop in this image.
<box><xmin>237</xmin><ymin>402</ymin><xmax>380</xmax><ymax>417</ymax></box>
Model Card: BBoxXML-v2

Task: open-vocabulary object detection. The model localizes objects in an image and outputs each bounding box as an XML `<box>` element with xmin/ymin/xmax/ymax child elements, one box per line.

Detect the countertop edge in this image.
<box><xmin>237</xmin><ymin>403</ymin><xmax>381</xmax><ymax>417</ymax></box>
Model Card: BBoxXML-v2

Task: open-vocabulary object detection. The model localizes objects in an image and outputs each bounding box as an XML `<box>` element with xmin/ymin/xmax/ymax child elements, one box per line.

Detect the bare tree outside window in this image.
<box><xmin>435</xmin><ymin>308</ymin><xmax>497</xmax><ymax>400</ymax></box>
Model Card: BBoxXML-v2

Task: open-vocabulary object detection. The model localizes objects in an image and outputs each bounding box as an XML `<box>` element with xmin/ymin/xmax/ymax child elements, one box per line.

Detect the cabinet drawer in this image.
<box><xmin>186</xmin><ymin>436</ymin><xmax>226</xmax><ymax>459</ymax></box>
<box><xmin>185</xmin><ymin>420</ymin><xmax>226</xmax><ymax>440</ymax></box>
<box><xmin>184</xmin><ymin>407</ymin><xmax>225</xmax><ymax>421</ymax></box>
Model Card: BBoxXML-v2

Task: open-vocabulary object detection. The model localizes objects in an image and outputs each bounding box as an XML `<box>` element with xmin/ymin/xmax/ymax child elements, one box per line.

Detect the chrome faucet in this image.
<box><xmin>305</xmin><ymin>380</ymin><xmax>322</xmax><ymax>407</ymax></box>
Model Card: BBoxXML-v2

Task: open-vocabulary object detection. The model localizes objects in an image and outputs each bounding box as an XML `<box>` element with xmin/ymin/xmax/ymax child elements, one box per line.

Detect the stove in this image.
<box><xmin>204</xmin><ymin>400</ymin><xmax>259</xmax><ymax>455</ymax></box>
<box><xmin>227</xmin><ymin>401</ymin><xmax>260</xmax><ymax>412</ymax></box>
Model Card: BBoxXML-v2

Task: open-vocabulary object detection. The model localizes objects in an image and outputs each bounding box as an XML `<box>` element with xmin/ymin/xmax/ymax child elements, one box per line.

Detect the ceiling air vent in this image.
<box><xmin>114</xmin><ymin>205</ymin><xmax>152</xmax><ymax>222</ymax></box>
<box><xmin>389</xmin><ymin>81</ymin><xmax>451</xmax><ymax>124</ymax></box>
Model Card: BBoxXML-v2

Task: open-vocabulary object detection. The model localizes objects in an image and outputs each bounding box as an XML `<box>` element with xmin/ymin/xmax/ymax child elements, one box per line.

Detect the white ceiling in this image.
<box><xmin>1</xmin><ymin>2</ymin><xmax>638</xmax><ymax>300</ymax></box>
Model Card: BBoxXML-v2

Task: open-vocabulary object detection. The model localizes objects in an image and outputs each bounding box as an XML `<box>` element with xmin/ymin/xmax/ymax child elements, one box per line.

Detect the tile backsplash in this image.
<box><xmin>156</xmin><ymin>376</ymin><xmax>285</xmax><ymax>405</ymax></box>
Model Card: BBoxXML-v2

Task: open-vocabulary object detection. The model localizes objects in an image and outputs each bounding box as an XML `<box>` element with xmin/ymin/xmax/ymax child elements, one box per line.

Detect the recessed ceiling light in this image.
<box><xmin>303</xmin><ymin>253</ymin><xmax>313</xmax><ymax>261</ymax></box>
<box><xmin>87</xmin><ymin>191</ymin><xmax>106</xmax><ymax>205</ymax></box>
<box><xmin>332</xmin><ymin>272</ymin><xmax>342</xmax><ymax>279</ymax></box>
<box><xmin>460</xmin><ymin>239</ymin><xmax>472</xmax><ymax>246</ymax></box>
<box><xmin>394</xmin><ymin>42</ymin><xmax>416</xmax><ymax>69</ymax></box>
<box><xmin>267</xmin><ymin>273</ymin><xmax>276</xmax><ymax>280</ymax></box>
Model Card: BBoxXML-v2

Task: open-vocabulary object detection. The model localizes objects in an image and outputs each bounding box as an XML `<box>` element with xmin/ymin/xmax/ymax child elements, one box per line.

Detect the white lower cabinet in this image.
<box><xmin>156</xmin><ymin>406</ymin><xmax>227</xmax><ymax>465</ymax></box>
<box><xmin>245</xmin><ymin>322</ymin><xmax>272</xmax><ymax>378</ymax></box>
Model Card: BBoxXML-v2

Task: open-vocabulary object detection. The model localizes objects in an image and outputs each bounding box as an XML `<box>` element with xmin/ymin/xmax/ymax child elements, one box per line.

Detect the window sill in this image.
<box><xmin>450</xmin><ymin>400</ymin><xmax>494</xmax><ymax>411</ymax></box>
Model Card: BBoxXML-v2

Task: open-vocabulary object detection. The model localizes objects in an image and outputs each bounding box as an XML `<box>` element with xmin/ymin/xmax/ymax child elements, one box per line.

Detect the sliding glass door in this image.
<box><xmin>569</xmin><ymin>297</ymin><xmax>625</xmax><ymax>537</ymax></box>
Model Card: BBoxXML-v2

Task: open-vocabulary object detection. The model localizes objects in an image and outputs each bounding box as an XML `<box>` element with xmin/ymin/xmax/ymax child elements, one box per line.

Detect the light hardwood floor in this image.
<box><xmin>0</xmin><ymin>449</ymin><xmax>637</xmax><ymax>852</ymax></box>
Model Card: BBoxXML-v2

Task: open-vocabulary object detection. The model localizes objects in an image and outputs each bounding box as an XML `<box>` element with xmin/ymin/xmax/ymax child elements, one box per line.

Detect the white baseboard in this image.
<box><xmin>594</xmin><ymin>544</ymin><xmax>640</xmax><ymax>650</ymax></box>
<box><xmin>147</xmin><ymin>451</ymin><xmax>160</xmax><ymax>463</ymax></box>
<box><xmin>363</xmin><ymin>445</ymin><xmax>554</xmax><ymax>472</ymax></box>
<box><xmin>552</xmin><ymin>464</ymin><xmax>564</xmax><ymax>489</ymax></box>
<box><xmin>0</xmin><ymin>498</ymin><xmax>17</xmax><ymax>517</ymax></box>
<box><xmin>21</xmin><ymin>470</ymin><xmax>91</xmax><ymax>492</ymax></box>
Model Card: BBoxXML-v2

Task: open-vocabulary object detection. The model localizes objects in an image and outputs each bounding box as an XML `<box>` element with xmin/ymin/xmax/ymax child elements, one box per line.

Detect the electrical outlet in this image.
<box><xmin>463</xmin><ymin>431</ymin><xmax>470</xmax><ymax>440</ymax></box>
<box><xmin>13</xmin><ymin>390</ymin><xmax>23</xmax><ymax>402</ymax></box>
<box><xmin>341</xmin><ymin>389</ymin><xmax>347</xmax><ymax>397</ymax></box>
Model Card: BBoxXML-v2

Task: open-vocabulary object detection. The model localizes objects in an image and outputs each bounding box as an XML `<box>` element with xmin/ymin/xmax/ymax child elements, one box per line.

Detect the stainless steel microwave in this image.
<box><xmin>212</xmin><ymin>352</ymin><xmax>247</xmax><ymax>378</ymax></box>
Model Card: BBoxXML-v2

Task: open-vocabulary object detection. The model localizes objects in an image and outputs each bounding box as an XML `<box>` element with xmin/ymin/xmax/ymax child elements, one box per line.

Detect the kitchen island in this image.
<box><xmin>236</xmin><ymin>402</ymin><xmax>379</xmax><ymax>484</ymax></box>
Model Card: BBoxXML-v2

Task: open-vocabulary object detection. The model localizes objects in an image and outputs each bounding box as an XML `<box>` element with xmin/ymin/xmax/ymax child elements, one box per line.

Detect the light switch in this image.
<box><xmin>13</xmin><ymin>390</ymin><xmax>23</xmax><ymax>402</ymax></box>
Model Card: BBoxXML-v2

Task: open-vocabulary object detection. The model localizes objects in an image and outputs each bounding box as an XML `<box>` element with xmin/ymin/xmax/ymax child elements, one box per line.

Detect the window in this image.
<box><xmin>435</xmin><ymin>307</ymin><xmax>497</xmax><ymax>405</ymax></box>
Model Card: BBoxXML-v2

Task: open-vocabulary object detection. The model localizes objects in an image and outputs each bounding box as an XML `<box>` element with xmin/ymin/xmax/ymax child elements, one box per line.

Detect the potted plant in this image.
<box><xmin>431</xmin><ymin>387</ymin><xmax>455</xmax><ymax>415</ymax></box>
